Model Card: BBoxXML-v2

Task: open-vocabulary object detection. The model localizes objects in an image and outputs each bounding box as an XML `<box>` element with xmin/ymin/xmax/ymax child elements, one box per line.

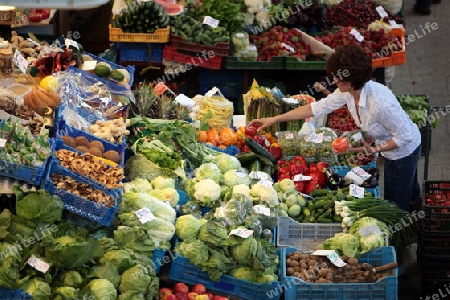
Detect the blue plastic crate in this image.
<box><xmin>55</xmin><ymin>119</ymin><xmax>126</xmax><ymax>166</ymax></box>
<box><xmin>331</xmin><ymin>161</ymin><xmax>377</xmax><ymax>177</ymax></box>
<box><xmin>117</xmin><ymin>43</ymin><xmax>163</xmax><ymax>63</ymax></box>
<box><xmin>366</xmin><ymin>186</ymin><xmax>380</xmax><ymax>198</ymax></box>
<box><xmin>152</xmin><ymin>248</ymin><xmax>168</xmax><ymax>275</ymax></box>
<box><xmin>84</xmin><ymin>52</ymin><xmax>135</xmax><ymax>86</ymax></box>
<box><xmin>176</xmin><ymin>189</ymin><xmax>210</xmax><ymax>216</ymax></box>
<box><xmin>198</xmin><ymin>69</ymin><xmax>245</xmax><ymax>100</ymax></box>
<box><xmin>0</xmin><ymin>288</ymin><xmax>31</xmax><ymax>300</ymax></box>
<box><xmin>202</xmin><ymin>143</ymin><xmax>240</xmax><ymax>156</ymax></box>
<box><xmin>68</xmin><ymin>66</ymin><xmax>131</xmax><ymax>93</ymax></box>
<box><xmin>169</xmin><ymin>253</ymin><xmax>282</xmax><ymax>300</ymax></box>
<box><xmin>43</xmin><ymin>159</ymin><xmax>119</xmax><ymax>227</ymax></box>
<box><xmin>0</xmin><ymin>158</ymin><xmax>49</xmax><ymax>187</ymax></box>
<box><xmin>280</xmin><ymin>246</ymin><xmax>398</xmax><ymax>300</ymax></box>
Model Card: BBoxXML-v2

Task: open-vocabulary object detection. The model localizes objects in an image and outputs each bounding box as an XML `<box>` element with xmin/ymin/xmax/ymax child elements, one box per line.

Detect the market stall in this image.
<box><xmin>0</xmin><ymin>0</ymin><xmax>443</xmax><ymax>299</ymax></box>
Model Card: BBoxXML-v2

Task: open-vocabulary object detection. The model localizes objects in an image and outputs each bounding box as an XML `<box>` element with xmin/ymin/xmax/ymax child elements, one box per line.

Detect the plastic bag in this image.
<box><xmin>315</xmin><ymin>127</ymin><xmax>338</xmax><ymax>164</ymax></box>
<box><xmin>55</xmin><ymin>69</ymin><xmax>131</xmax><ymax>129</ymax></box>
<box><xmin>197</xmin><ymin>87</ymin><xmax>234</xmax><ymax>131</ymax></box>
<box><xmin>0</xmin><ymin>87</ymin><xmax>22</xmax><ymax>114</ymax></box>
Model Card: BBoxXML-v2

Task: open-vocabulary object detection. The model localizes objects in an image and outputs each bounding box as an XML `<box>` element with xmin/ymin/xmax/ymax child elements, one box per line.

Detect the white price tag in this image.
<box><xmin>388</xmin><ymin>20</ymin><xmax>401</xmax><ymax>28</ymax></box>
<box><xmin>350</xmin><ymin>29</ymin><xmax>364</xmax><ymax>42</ymax></box>
<box><xmin>203</xmin><ymin>16</ymin><xmax>220</xmax><ymax>28</ymax></box>
<box><xmin>352</xmin><ymin>132</ymin><xmax>363</xmax><ymax>142</ymax></box>
<box><xmin>323</xmin><ymin>135</ymin><xmax>332</xmax><ymax>142</ymax></box>
<box><xmin>175</xmin><ymin>94</ymin><xmax>196</xmax><ymax>108</ymax></box>
<box><xmin>376</xmin><ymin>6</ymin><xmax>389</xmax><ymax>18</ymax></box>
<box><xmin>248</xmin><ymin>44</ymin><xmax>257</xmax><ymax>51</ymax></box>
<box><xmin>285</xmin><ymin>132</ymin><xmax>294</xmax><ymax>140</ymax></box>
<box><xmin>81</xmin><ymin>60</ymin><xmax>97</xmax><ymax>71</ymax></box>
<box><xmin>26</xmin><ymin>38</ymin><xmax>40</xmax><ymax>46</ymax></box>
<box><xmin>229</xmin><ymin>228</ymin><xmax>254</xmax><ymax>238</ymax></box>
<box><xmin>359</xmin><ymin>224</ymin><xmax>382</xmax><ymax>237</ymax></box>
<box><xmin>259</xmin><ymin>179</ymin><xmax>273</xmax><ymax>189</ymax></box>
<box><xmin>27</xmin><ymin>255</ymin><xmax>50</xmax><ymax>273</ymax></box>
<box><xmin>351</xmin><ymin>167</ymin><xmax>372</xmax><ymax>181</ymax></box>
<box><xmin>13</xmin><ymin>49</ymin><xmax>29</xmax><ymax>74</ymax></box>
<box><xmin>349</xmin><ymin>184</ymin><xmax>365</xmax><ymax>198</ymax></box>
<box><xmin>281</xmin><ymin>42</ymin><xmax>295</xmax><ymax>53</ymax></box>
<box><xmin>236</xmin><ymin>170</ymin><xmax>247</xmax><ymax>178</ymax></box>
<box><xmin>314</xmin><ymin>132</ymin><xmax>324</xmax><ymax>143</ymax></box>
<box><xmin>293</xmin><ymin>174</ymin><xmax>312</xmax><ymax>181</ymax></box>
<box><xmin>311</xmin><ymin>250</ymin><xmax>337</xmax><ymax>256</ymax></box>
<box><xmin>134</xmin><ymin>207</ymin><xmax>155</xmax><ymax>224</ymax></box>
<box><xmin>65</xmin><ymin>38</ymin><xmax>79</xmax><ymax>49</ymax></box>
<box><xmin>0</xmin><ymin>138</ymin><xmax>6</xmax><ymax>148</ymax></box>
<box><xmin>327</xmin><ymin>251</ymin><xmax>347</xmax><ymax>267</ymax></box>
<box><xmin>253</xmin><ymin>205</ymin><xmax>271</xmax><ymax>216</ymax></box>
<box><xmin>264</xmin><ymin>137</ymin><xmax>271</xmax><ymax>147</ymax></box>
<box><xmin>236</xmin><ymin>33</ymin><xmax>246</xmax><ymax>38</ymax></box>
<box><xmin>249</xmin><ymin>171</ymin><xmax>271</xmax><ymax>181</ymax></box>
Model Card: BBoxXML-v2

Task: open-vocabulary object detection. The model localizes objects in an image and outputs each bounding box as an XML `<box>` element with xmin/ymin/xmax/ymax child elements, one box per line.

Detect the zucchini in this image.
<box><xmin>235</xmin><ymin>151</ymin><xmax>258</xmax><ymax>164</ymax></box>
<box><xmin>244</xmin><ymin>138</ymin><xmax>276</xmax><ymax>164</ymax></box>
<box><xmin>310</xmin><ymin>189</ymin><xmax>329</xmax><ymax>198</ymax></box>
<box><xmin>213</xmin><ymin>36</ymin><xmax>230</xmax><ymax>43</ymax></box>
<box><xmin>250</xmin><ymin>160</ymin><xmax>262</xmax><ymax>172</ymax></box>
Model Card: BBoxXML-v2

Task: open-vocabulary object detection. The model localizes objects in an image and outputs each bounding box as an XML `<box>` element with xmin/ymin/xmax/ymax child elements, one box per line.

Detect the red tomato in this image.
<box><xmin>173</xmin><ymin>283</ymin><xmax>189</xmax><ymax>294</ymax></box>
<box><xmin>192</xmin><ymin>283</ymin><xmax>207</xmax><ymax>294</ymax></box>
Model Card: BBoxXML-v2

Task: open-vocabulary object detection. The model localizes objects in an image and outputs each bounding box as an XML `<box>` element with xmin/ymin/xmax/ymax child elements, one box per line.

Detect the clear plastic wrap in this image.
<box><xmin>55</xmin><ymin>69</ymin><xmax>132</xmax><ymax>129</ymax></box>
<box><xmin>315</xmin><ymin>127</ymin><xmax>338</xmax><ymax>164</ymax></box>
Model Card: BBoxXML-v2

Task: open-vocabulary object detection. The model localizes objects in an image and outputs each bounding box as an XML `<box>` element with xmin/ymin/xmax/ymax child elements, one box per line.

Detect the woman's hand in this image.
<box><xmin>248</xmin><ymin>117</ymin><xmax>277</xmax><ymax>132</ymax></box>
<box><xmin>348</xmin><ymin>139</ymin><xmax>374</xmax><ymax>154</ymax></box>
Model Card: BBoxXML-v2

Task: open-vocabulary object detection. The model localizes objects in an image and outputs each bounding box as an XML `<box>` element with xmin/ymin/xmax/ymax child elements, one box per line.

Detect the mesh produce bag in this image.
<box><xmin>197</xmin><ymin>87</ymin><xmax>234</xmax><ymax>131</ymax></box>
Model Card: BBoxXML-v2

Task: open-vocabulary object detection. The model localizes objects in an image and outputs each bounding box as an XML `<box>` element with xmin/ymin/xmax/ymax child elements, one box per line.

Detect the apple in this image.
<box><xmin>195</xmin><ymin>295</ymin><xmax>209</xmax><ymax>300</ymax></box>
<box><xmin>160</xmin><ymin>288</ymin><xmax>173</xmax><ymax>298</ymax></box>
<box><xmin>174</xmin><ymin>292</ymin><xmax>188</xmax><ymax>300</ymax></box>
<box><xmin>163</xmin><ymin>295</ymin><xmax>177</xmax><ymax>300</ymax></box>
<box><xmin>213</xmin><ymin>296</ymin><xmax>229</xmax><ymax>300</ymax></box>
<box><xmin>192</xmin><ymin>283</ymin><xmax>206</xmax><ymax>294</ymax></box>
<box><xmin>187</xmin><ymin>292</ymin><xmax>198</xmax><ymax>300</ymax></box>
<box><xmin>203</xmin><ymin>292</ymin><xmax>214</xmax><ymax>300</ymax></box>
<box><xmin>173</xmin><ymin>283</ymin><xmax>189</xmax><ymax>294</ymax></box>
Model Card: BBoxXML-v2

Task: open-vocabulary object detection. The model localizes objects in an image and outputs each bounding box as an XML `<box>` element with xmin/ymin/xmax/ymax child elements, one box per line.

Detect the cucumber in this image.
<box><xmin>214</xmin><ymin>36</ymin><xmax>230</xmax><ymax>43</ymax></box>
<box><xmin>302</xmin><ymin>207</ymin><xmax>311</xmax><ymax>217</ymax></box>
<box><xmin>244</xmin><ymin>138</ymin><xmax>276</xmax><ymax>164</ymax></box>
<box><xmin>250</xmin><ymin>160</ymin><xmax>262</xmax><ymax>172</ymax></box>
<box><xmin>310</xmin><ymin>189</ymin><xmax>329</xmax><ymax>198</ymax></box>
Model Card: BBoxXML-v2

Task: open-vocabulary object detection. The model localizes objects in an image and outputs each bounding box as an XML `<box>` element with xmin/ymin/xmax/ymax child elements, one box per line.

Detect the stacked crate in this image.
<box><xmin>420</xmin><ymin>181</ymin><xmax>450</xmax><ymax>296</ymax></box>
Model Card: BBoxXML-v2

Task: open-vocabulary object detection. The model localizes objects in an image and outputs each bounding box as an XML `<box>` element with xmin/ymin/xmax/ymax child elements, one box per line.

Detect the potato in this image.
<box><xmin>287</xmin><ymin>267</ymin><xmax>295</xmax><ymax>276</ymax></box>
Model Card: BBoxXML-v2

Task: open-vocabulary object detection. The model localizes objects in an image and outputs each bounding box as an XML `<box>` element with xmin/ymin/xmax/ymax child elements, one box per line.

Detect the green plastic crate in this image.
<box><xmin>285</xmin><ymin>57</ymin><xmax>327</xmax><ymax>70</ymax></box>
<box><xmin>224</xmin><ymin>56</ymin><xmax>285</xmax><ymax>69</ymax></box>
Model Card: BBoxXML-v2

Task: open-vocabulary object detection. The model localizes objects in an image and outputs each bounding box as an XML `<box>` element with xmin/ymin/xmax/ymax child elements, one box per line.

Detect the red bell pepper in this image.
<box><xmin>316</xmin><ymin>162</ymin><xmax>330</xmax><ymax>172</ymax></box>
<box><xmin>252</xmin><ymin>135</ymin><xmax>266</xmax><ymax>147</ymax></box>
<box><xmin>290</xmin><ymin>164</ymin><xmax>305</xmax><ymax>175</ymax></box>
<box><xmin>277</xmin><ymin>160</ymin><xmax>289</xmax><ymax>167</ymax></box>
<box><xmin>310</xmin><ymin>172</ymin><xmax>326</xmax><ymax>187</ymax></box>
<box><xmin>278</xmin><ymin>173</ymin><xmax>292</xmax><ymax>180</ymax></box>
<box><xmin>306</xmin><ymin>180</ymin><xmax>320</xmax><ymax>195</ymax></box>
<box><xmin>309</xmin><ymin>164</ymin><xmax>317</xmax><ymax>174</ymax></box>
<box><xmin>295</xmin><ymin>181</ymin><xmax>306</xmax><ymax>193</ymax></box>
<box><xmin>278</xmin><ymin>166</ymin><xmax>291</xmax><ymax>174</ymax></box>
<box><xmin>245</xmin><ymin>125</ymin><xmax>258</xmax><ymax>137</ymax></box>
<box><xmin>269</xmin><ymin>144</ymin><xmax>282</xmax><ymax>160</ymax></box>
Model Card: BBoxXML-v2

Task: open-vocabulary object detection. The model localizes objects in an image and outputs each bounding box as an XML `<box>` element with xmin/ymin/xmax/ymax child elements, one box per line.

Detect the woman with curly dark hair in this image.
<box><xmin>249</xmin><ymin>44</ymin><xmax>421</xmax><ymax>212</ymax></box>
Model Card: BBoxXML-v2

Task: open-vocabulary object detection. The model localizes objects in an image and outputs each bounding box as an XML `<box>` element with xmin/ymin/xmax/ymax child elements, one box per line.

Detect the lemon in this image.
<box><xmin>39</xmin><ymin>75</ymin><xmax>58</xmax><ymax>93</ymax></box>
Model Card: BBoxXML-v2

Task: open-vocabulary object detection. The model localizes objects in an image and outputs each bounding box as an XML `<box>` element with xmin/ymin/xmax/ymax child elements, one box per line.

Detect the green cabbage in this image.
<box><xmin>123</xmin><ymin>178</ymin><xmax>153</xmax><ymax>193</ymax></box>
<box><xmin>149</xmin><ymin>188</ymin><xmax>180</xmax><ymax>207</ymax></box>
<box><xmin>175</xmin><ymin>240</ymin><xmax>209</xmax><ymax>266</ymax></box>
<box><xmin>223</xmin><ymin>169</ymin><xmax>251</xmax><ymax>187</ymax></box>
<box><xmin>14</xmin><ymin>186</ymin><xmax>63</xmax><ymax>224</ymax></box>
<box><xmin>99</xmin><ymin>250</ymin><xmax>134</xmax><ymax>274</ymax></box>
<box><xmin>0</xmin><ymin>209</ymin><xmax>11</xmax><ymax>239</ymax></box>
<box><xmin>114</xmin><ymin>227</ymin><xmax>155</xmax><ymax>257</ymax></box>
<box><xmin>215</xmin><ymin>153</ymin><xmax>241</xmax><ymax>173</ymax></box>
<box><xmin>348</xmin><ymin>217</ymin><xmax>390</xmax><ymax>254</ymax></box>
<box><xmin>229</xmin><ymin>266</ymin><xmax>257</xmax><ymax>282</ymax></box>
<box><xmin>117</xmin><ymin>292</ymin><xmax>146</xmax><ymax>300</ymax></box>
<box><xmin>322</xmin><ymin>232</ymin><xmax>361</xmax><ymax>258</ymax></box>
<box><xmin>20</xmin><ymin>277</ymin><xmax>51</xmax><ymax>300</ymax></box>
<box><xmin>197</xmin><ymin>220</ymin><xmax>228</xmax><ymax>247</ymax></box>
<box><xmin>195</xmin><ymin>163</ymin><xmax>222</xmax><ymax>183</ymax></box>
<box><xmin>80</xmin><ymin>279</ymin><xmax>117</xmax><ymax>300</ymax></box>
<box><xmin>151</xmin><ymin>176</ymin><xmax>176</xmax><ymax>190</ymax></box>
<box><xmin>89</xmin><ymin>262</ymin><xmax>121</xmax><ymax>288</ymax></box>
<box><xmin>119</xmin><ymin>264</ymin><xmax>157</xmax><ymax>294</ymax></box>
<box><xmin>0</xmin><ymin>242</ymin><xmax>22</xmax><ymax>289</ymax></box>
<box><xmin>120</xmin><ymin>192</ymin><xmax>176</xmax><ymax>223</ymax></box>
<box><xmin>175</xmin><ymin>214</ymin><xmax>202</xmax><ymax>241</ymax></box>
<box><xmin>144</xmin><ymin>217</ymin><xmax>176</xmax><ymax>242</ymax></box>
<box><xmin>52</xmin><ymin>287</ymin><xmax>79</xmax><ymax>300</ymax></box>
<box><xmin>125</xmin><ymin>154</ymin><xmax>165</xmax><ymax>182</ymax></box>
<box><xmin>58</xmin><ymin>271</ymin><xmax>83</xmax><ymax>288</ymax></box>
<box><xmin>231</xmin><ymin>236</ymin><xmax>258</xmax><ymax>266</ymax></box>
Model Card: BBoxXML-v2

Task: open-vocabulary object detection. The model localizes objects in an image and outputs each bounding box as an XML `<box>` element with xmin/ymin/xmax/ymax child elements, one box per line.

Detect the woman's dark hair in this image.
<box><xmin>326</xmin><ymin>44</ymin><xmax>372</xmax><ymax>90</ymax></box>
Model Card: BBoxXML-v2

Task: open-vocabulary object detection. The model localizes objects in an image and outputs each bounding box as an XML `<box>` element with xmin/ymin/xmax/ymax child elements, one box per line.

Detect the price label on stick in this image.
<box><xmin>253</xmin><ymin>205</ymin><xmax>271</xmax><ymax>216</ymax></box>
<box><xmin>259</xmin><ymin>179</ymin><xmax>273</xmax><ymax>189</ymax></box>
<box><xmin>349</xmin><ymin>183</ymin><xmax>365</xmax><ymax>198</ymax></box>
<box><xmin>376</xmin><ymin>6</ymin><xmax>389</xmax><ymax>18</ymax></box>
<box><xmin>65</xmin><ymin>38</ymin><xmax>79</xmax><ymax>49</ymax></box>
<box><xmin>229</xmin><ymin>228</ymin><xmax>254</xmax><ymax>238</ymax></box>
<box><xmin>0</xmin><ymin>139</ymin><xmax>6</xmax><ymax>148</ymax></box>
<box><xmin>281</xmin><ymin>42</ymin><xmax>295</xmax><ymax>53</ymax></box>
<box><xmin>350</xmin><ymin>29</ymin><xmax>364</xmax><ymax>42</ymax></box>
<box><xmin>28</xmin><ymin>255</ymin><xmax>50</xmax><ymax>273</ymax></box>
<box><xmin>327</xmin><ymin>251</ymin><xmax>347</xmax><ymax>267</ymax></box>
<box><xmin>135</xmin><ymin>207</ymin><xmax>155</xmax><ymax>224</ymax></box>
<box><xmin>13</xmin><ymin>49</ymin><xmax>28</xmax><ymax>74</ymax></box>
<box><xmin>203</xmin><ymin>16</ymin><xmax>220</xmax><ymax>28</ymax></box>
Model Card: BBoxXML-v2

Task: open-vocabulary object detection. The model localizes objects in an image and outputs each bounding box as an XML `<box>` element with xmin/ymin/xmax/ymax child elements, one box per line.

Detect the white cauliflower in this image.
<box><xmin>232</xmin><ymin>184</ymin><xmax>251</xmax><ymax>198</ymax></box>
<box><xmin>193</xmin><ymin>179</ymin><xmax>221</xmax><ymax>208</ymax></box>
<box><xmin>250</xmin><ymin>182</ymin><xmax>279</xmax><ymax>207</ymax></box>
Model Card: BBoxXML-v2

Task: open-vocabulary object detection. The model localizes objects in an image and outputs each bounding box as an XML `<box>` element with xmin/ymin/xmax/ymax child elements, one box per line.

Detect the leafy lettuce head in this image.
<box><xmin>215</xmin><ymin>153</ymin><xmax>241</xmax><ymax>173</ymax></box>
<box><xmin>80</xmin><ymin>279</ymin><xmax>117</xmax><ymax>300</ymax></box>
<box><xmin>195</xmin><ymin>162</ymin><xmax>222</xmax><ymax>183</ymax></box>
